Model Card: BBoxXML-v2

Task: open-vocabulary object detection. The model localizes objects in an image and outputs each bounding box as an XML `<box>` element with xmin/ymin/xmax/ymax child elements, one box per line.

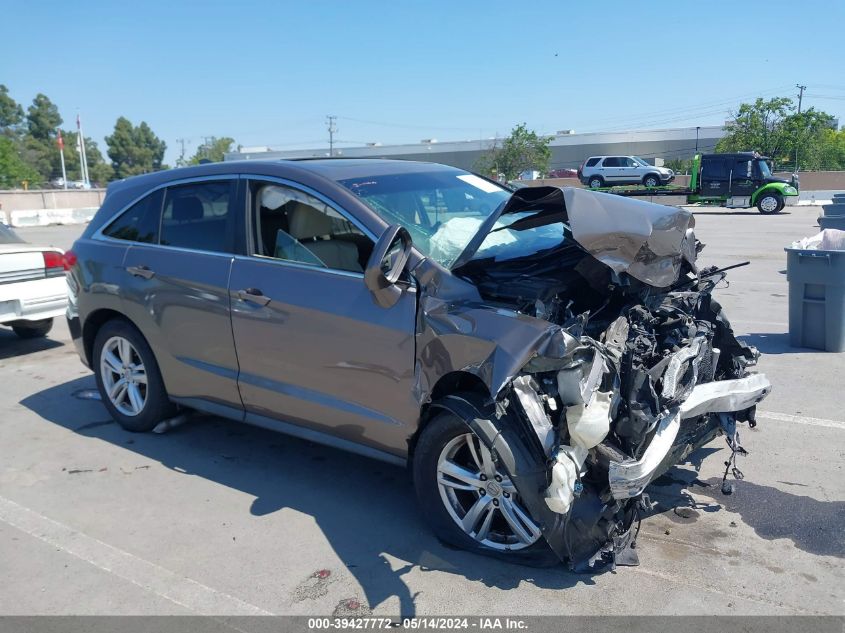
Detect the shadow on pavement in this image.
<box><xmin>22</xmin><ymin>375</ymin><xmax>594</xmax><ymax>616</ymax></box>
<box><xmin>741</xmin><ymin>332</ymin><xmax>826</xmax><ymax>355</ymax></box>
<box><xmin>691</xmin><ymin>210</ymin><xmax>792</xmax><ymax>216</ymax></box>
<box><xmin>649</xmin><ymin>462</ymin><xmax>844</xmax><ymax>559</ymax></box>
<box><xmin>0</xmin><ymin>328</ymin><xmax>64</xmax><ymax>360</ymax></box>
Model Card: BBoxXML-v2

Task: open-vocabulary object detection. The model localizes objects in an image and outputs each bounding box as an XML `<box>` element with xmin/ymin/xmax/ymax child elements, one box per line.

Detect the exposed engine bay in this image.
<box><xmin>417</xmin><ymin>186</ymin><xmax>771</xmax><ymax>572</ymax></box>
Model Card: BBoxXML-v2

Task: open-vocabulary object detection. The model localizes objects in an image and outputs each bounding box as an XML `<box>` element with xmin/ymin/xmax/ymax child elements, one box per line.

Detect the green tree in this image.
<box><xmin>664</xmin><ymin>158</ymin><xmax>693</xmax><ymax>175</ymax></box>
<box><xmin>716</xmin><ymin>97</ymin><xmax>837</xmax><ymax>170</ymax></box>
<box><xmin>814</xmin><ymin>128</ymin><xmax>845</xmax><ymax>170</ymax></box>
<box><xmin>474</xmin><ymin>124</ymin><xmax>552</xmax><ymax>180</ymax></box>
<box><xmin>188</xmin><ymin>136</ymin><xmax>235</xmax><ymax>164</ymax></box>
<box><xmin>26</xmin><ymin>93</ymin><xmax>62</xmax><ymax>142</ymax></box>
<box><xmin>105</xmin><ymin>117</ymin><xmax>167</xmax><ymax>178</ymax></box>
<box><xmin>0</xmin><ymin>136</ymin><xmax>40</xmax><ymax>188</ymax></box>
<box><xmin>0</xmin><ymin>85</ymin><xmax>24</xmax><ymax>132</ymax></box>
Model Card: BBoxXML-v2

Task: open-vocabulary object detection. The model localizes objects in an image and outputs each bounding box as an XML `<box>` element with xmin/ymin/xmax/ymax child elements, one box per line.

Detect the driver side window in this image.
<box><xmin>249</xmin><ymin>182</ymin><xmax>371</xmax><ymax>273</ymax></box>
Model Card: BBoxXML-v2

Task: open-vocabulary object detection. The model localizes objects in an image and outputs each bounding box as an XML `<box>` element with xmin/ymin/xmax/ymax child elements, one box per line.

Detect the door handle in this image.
<box><xmin>126</xmin><ymin>265</ymin><xmax>155</xmax><ymax>279</ymax></box>
<box><xmin>237</xmin><ymin>288</ymin><xmax>271</xmax><ymax>306</ymax></box>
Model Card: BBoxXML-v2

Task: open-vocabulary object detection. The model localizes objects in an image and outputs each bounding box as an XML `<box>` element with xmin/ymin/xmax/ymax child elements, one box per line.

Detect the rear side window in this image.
<box><xmin>701</xmin><ymin>159</ymin><xmax>726</xmax><ymax>178</ymax></box>
<box><xmin>585</xmin><ymin>157</ymin><xmax>600</xmax><ymax>167</ymax></box>
<box><xmin>602</xmin><ymin>157</ymin><xmax>620</xmax><ymax>167</ymax></box>
<box><xmin>103</xmin><ymin>190</ymin><xmax>163</xmax><ymax>243</ymax></box>
<box><xmin>160</xmin><ymin>180</ymin><xmax>236</xmax><ymax>253</ymax></box>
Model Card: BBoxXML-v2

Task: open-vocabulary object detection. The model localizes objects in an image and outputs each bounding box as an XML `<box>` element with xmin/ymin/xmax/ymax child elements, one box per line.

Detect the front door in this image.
<box><xmin>600</xmin><ymin>157</ymin><xmax>625</xmax><ymax>183</ymax></box>
<box><xmin>727</xmin><ymin>157</ymin><xmax>755</xmax><ymax>197</ymax></box>
<box><xmin>229</xmin><ymin>179</ymin><xmax>418</xmax><ymax>458</ymax></box>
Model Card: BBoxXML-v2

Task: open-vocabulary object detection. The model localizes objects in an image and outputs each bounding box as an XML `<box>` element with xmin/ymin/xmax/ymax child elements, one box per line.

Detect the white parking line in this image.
<box><xmin>0</xmin><ymin>495</ymin><xmax>274</xmax><ymax>616</ymax></box>
<box><xmin>757</xmin><ymin>410</ymin><xmax>845</xmax><ymax>431</ymax></box>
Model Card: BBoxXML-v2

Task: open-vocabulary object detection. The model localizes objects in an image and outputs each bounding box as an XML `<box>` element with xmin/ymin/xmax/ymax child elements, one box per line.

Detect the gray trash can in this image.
<box><xmin>785</xmin><ymin>248</ymin><xmax>845</xmax><ymax>352</ymax></box>
<box><xmin>819</xmin><ymin>215</ymin><xmax>845</xmax><ymax>231</ymax></box>
<box><xmin>823</xmin><ymin>203</ymin><xmax>845</xmax><ymax>216</ymax></box>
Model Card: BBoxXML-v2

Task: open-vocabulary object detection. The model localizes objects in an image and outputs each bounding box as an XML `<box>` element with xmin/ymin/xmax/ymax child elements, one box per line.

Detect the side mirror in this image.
<box><xmin>364</xmin><ymin>224</ymin><xmax>413</xmax><ymax>308</ymax></box>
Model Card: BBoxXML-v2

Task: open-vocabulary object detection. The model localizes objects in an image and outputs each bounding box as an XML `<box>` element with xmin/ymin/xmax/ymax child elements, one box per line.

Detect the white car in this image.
<box><xmin>0</xmin><ymin>224</ymin><xmax>68</xmax><ymax>339</ymax></box>
<box><xmin>578</xmin><ymin>155</ymin><xmax>675</xmax><ymax>189</ymax></box>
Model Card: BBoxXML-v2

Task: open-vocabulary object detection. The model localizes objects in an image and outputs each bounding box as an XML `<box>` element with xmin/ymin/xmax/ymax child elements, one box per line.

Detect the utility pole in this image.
<box><xmin>202</xmin><ymin>136</ymin><xmax>214</xmax><ymax>160</ymax></box>
<box><xmin>176</xmin><ymin>138</ymin><xmax>188</xmax><ymax>165</ymax></box>
<box><xmin>326</xmin><ymin>115</ymin><xmax>337</xmax><ymax>156</ymax></box>
<box><xmin>794</xmin><ymin>84</ymin><xmax>807</xmax><ymax>172</ymax></box>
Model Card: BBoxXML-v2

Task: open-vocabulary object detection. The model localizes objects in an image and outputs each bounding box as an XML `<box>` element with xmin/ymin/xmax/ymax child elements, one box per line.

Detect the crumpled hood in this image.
<box><xmin>562</xmin><ymin>187</ymin><xmax>696</xmax><ymax>287</ymax></box>
<box><xmin>454</xmin><ymin>186</ymin><xmax>697</xmax><ymax>288</ymax></box>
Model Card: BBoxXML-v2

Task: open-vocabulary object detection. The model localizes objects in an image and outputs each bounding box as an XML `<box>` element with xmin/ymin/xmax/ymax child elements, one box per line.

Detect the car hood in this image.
<box><xmin>452</xmin><ymin>186</ymin><xmax>697</xmax><ymax>288</ymax></box>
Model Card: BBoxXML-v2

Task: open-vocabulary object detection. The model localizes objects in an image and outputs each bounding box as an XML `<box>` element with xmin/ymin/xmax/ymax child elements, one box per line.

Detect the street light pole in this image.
<box><xmin>695</xmin><ymin>126</ymin><xmax>700</xmax><ymax>153</ymax></box>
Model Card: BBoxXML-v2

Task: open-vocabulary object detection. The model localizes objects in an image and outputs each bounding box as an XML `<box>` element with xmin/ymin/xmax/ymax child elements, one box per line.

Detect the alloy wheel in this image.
<box><xmin>759</xmin><ymin>195</ymin><xmax>778</xmax><ymax>213</ymax></box>
<box><xmin>436</xmin><ymin>433</ymin><xmax>542</xmax><ymax>550</ymax></box>
<box><xmin>100</xmin><ymin>336</ymin><xmax>147</xmax><ymax>417</ymax></box>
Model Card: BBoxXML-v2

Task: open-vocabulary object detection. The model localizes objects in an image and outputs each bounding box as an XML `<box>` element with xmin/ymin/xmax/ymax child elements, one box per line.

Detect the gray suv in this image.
<box><xmin>66</xmin><ymin>159</ymin><xmax>769</xmax><ymax>571</ymax></box>
<box><xmin>578</xmin><ymin>155</ymin><xmax>674</xmax><ymax>189</ymax></box>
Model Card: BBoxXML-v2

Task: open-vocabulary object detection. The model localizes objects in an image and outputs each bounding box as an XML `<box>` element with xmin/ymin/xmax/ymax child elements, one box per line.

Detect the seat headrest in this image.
<box><xmin>289</xmin><ymin>203</ymin><xmax>334</xmax><ymax>240</ymax></box>
<box><xmin>172</xmin><ymin>196</ymin><xmax>204</xmax><ymax>222</ymax></box>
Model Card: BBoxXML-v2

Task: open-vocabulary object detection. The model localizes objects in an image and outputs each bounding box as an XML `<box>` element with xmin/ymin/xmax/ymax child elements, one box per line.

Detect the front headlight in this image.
<box><xmin>784</xmin><ymin>186</ymin><xmax>797</xmax><ymax>195</ymax></box>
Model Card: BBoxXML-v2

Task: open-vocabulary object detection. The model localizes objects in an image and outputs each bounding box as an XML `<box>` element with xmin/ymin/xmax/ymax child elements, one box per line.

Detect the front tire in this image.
<box><xmin>643</xmin><ymin>174</ymin><xmax>661</xmax><ymax>188</ymax></box>
<box><xmin>93</xmin><ymin>319</ymin><xmax>175</xmax><ymax>432</ymax></box>
<box><xmin>413</xmin><ymin>405</ymin><xmax>555</xmax><ymax>565</ymax></box>
<box><xmin>588</xmin><ymin>176</ymin><xmax>604</xmax><ymax>189</ymax></box>
<box><xmin>757</xmin><ymin>192</ymin><xmax>783</xmax><ymax>214</ymax></box>
<box><xmin>12</xmin><ymin>318</ymin><xmax>53</xmax><ymax>339</ymax></box>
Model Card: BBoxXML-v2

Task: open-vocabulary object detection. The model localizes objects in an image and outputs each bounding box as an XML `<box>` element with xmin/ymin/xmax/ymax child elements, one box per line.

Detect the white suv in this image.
<box><xmin>578</xmin><ymin>156</ymin><xmax>674</xmax><ymax>189</ymax></box>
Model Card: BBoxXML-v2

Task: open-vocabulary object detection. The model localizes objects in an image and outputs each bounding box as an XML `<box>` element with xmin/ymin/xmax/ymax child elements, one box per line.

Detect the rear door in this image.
<box><xmin>119</xmin><ymin>177</ymin><xmax>244</xmax><ymax>410</ymax></box>
<box><xmin>228</xmin><ymin>178</ymin><xmax>418</xmax><ymax>458</ymax></box>
<box><xmin>600</xmin><ymin>157</ymin><xmax>624</xmax><ymax>182</ymax></box>
<box><xmin>699</xmin><ymin>157</ymin><xmax>730</xmax><ymax>197</ymax></box>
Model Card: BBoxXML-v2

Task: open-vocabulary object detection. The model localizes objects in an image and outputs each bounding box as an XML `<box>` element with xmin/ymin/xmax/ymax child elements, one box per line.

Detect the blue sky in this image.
<box><xmin>3</xmin><ymin>0</ymin><xmax>844</xmax><ymax>165</ymax></box>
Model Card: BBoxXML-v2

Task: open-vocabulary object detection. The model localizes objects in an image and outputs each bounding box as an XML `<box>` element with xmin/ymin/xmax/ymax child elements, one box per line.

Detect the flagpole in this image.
<box><xmin>57</xmin><ymin>130</ymin><xmax>67</xmax><ymax>190</ymax></box>
<box><xmin>77</xmin><ymin>113</ymin><xmax>90</xmax><ymax>186</ymax></box>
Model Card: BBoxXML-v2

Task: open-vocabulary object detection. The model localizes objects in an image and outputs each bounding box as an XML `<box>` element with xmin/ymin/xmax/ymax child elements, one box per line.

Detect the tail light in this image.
<box><xmin>43</xmin><ymin>250</ymin><xmax>64</xmax><ymax>273</ymax></box>
<box><xmin>63</xmin><ymin>249</ymin><xmax>78</xmax><ymax>271</ymax></box>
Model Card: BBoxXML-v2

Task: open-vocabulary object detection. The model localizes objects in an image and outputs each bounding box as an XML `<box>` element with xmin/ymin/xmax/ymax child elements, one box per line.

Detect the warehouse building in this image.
<box><xmin>224</xmin><ymin>125</ymin><xmax>725</xmax><ymax>172</ymax></box>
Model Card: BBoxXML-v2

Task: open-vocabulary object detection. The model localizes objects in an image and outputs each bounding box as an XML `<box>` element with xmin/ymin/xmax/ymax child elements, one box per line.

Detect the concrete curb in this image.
<box><xmin>8</xmin><ymin>207</ymin><xmax>98</xmax><ymax>228</ymax></box>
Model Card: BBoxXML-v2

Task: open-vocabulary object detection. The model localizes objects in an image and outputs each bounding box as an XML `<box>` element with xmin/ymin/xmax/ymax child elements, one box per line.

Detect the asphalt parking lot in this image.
<box><xmin>1</xmin><ymin>205</ymin><xmax>843</xmax><ymax>617</ymax></box>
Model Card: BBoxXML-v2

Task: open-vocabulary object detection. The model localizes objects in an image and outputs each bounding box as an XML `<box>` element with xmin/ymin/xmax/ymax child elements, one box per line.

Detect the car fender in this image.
<box><xmin>751</xmin><ymin>182</ymin><xmax>798</xmax><ymax>205</ymax></box>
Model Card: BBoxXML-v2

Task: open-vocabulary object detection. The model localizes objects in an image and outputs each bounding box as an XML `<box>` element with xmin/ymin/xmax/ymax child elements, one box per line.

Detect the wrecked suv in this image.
<box><xmin>67</xmin><ymin>159</ymin><xmax>770</xmax><ymax>571</ymax></box>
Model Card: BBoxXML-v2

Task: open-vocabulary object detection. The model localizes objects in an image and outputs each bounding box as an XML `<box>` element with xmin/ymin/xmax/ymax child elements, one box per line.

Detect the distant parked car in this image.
<box><xmin>0</xmin><ymin>223</ymin><xmax>67</xmax><ymax>339</ymax></box>
<box><xmin>69</xmin><ymin>180</ymin><xmax>92</xmax><ymax>190</ymax></box>
<box><xmin>546</xmin><ymin>168</ymin><xmax>578</xmax><ymax>178</ymax></box>
<box><xmin>578</xmin><ymin>156</ymin><xmax>674</xmax><ymax>189</ymax></box>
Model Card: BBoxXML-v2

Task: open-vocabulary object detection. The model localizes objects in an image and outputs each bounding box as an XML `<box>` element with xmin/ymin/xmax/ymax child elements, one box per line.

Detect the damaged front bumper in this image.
<box><xmin>608</xmin><ymin>373</ymin><xmax>771</xmax><ymax>499</ymax></box>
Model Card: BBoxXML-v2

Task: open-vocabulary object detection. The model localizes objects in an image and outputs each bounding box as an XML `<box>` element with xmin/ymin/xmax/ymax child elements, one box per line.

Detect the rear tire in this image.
<box><xmin>93</xmin><ymin>319</ymin><xmax>176</xmax><ymax>432</ymax></box>
<box><xmin>12</xmin><ymin>318</ymin><xmax>53</xmax><ymax>339</ymax></box>
<box><xmin>588</xmin><ymin>176</ymin><xmax>604</xmax><ymax>189</ymax></box>
<box><xmin>757</xmin><ymin>192</ymin><xmax>783</xmax><ymax>214</ymax></box>
<box><xmin>643</xmin><ymin>174</ymin><xmax>661</xmax><ymax>188</ymax></box>
<box><xmin>413</xmin><ymin>403</ymin><xmax>556</xmax><ymax>566</ymax></box>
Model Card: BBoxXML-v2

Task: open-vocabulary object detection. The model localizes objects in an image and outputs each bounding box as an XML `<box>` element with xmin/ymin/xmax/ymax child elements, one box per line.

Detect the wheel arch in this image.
<box><xmin>82</xmin><ymin>308</ymin><xmax>139</xmax><ymax>367</ymax></box>
<box><xmin>408</xmin><ymin>371</ymin><xmax>492</xmax><ymax>466</ymax></box>
<box><xmin>751</xmin><ymin>184</ymin><xmax>786</xmax><ymax>205</ymax></box>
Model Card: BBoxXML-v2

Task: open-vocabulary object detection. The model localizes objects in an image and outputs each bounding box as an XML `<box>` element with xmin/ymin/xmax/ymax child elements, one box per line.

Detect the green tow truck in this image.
<box><xmin>595</xmin><ymin>152</ymin><xmax>800</xmax><ymax>214</ymax></box>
